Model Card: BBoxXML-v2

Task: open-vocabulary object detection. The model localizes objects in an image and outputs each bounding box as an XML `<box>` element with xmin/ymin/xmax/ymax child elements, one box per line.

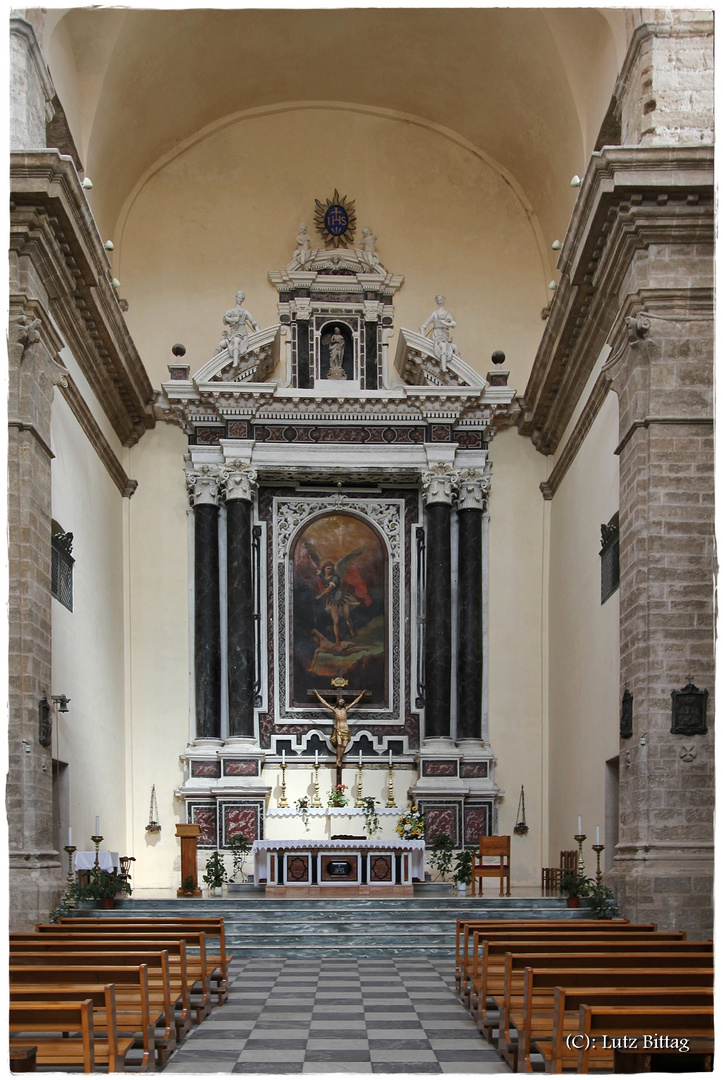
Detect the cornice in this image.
<box><xmin>60</xmin><ymin>375</ymin><xmax>136</xmax><ymax>498</ymax></box>
<box><xmin>10</xmin><ymin>151</ymin><xmax>156</xmax><ymax>448</ymax></box>
<box><xmin>518</xmin><ymin>145</ymin><xmax>714</xmax><ymax>455</ymax></box>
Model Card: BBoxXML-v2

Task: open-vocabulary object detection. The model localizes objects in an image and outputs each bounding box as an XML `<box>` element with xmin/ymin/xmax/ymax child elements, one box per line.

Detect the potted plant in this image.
<box><xmin>227</xmin><ymin>834</ymin><xmax>252</xmax><ymax>892</ymax></box>
<box><xmin>587</xmin><ymin>879</ymin><xmax>620</xmax><ymax>919</ymax></box>
<box><xmin>295</xmin><ymin>796</ymin><xmax>311</xmax><ymax>830</ymax></box>
<box><xmin>428</xmin><ymin>832</ymin><xmax>455</xmax><ymax>882</ymax></box>
<box><xmin>453</xmin><ymin>848</ymin><xmax>473</xmax><ymax>894</ymax></box>
<box><xmin>202</xmin><ymin>850</ymin><xmax>228</xmax><ymax>896</ymax></box>
<box><xmin>178</xmin><ymin>874</ymin><xmax>200</xmax><ymax>897</ymax></box>
<box><xmin>560</xmin><ymin>868</ymin><xmax>592</xmax><ymax>908</ymax></box>
<box><xmin>360</xmin><ymin>796</ymin><xmax>381</xmax><ymax>837</ymax></box>
<box><xmin>327</xmin><ymin>784</ymin><xmax>349</xmax><ymax>808</ymax></box>
<box><xmin>80</xmin><ymin>867</ymin><xmax>132</xmax><ymax>909</ymax></box>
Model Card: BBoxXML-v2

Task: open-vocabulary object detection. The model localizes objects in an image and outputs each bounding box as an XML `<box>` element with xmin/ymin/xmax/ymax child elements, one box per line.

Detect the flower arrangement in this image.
<box><xmin>327</xmin><ymin>784</ymin><xmax>349</xmax><ymax>807</ymax></box>
<box><xmin>202</xmin><ymin>850</ymin><xmax>228</xmax><ymax>891</ymax></box>
<box><xmin>361</xmin><ymin>795</ymin><xmax>381</xmax><ymax>837</ymax></box>
<box><xmin>295</xmin><ymin>796</ymin><xmax>311</xmax><ymax>829</ymax></box>
<box><xmin>396</xmin><ymin>805</ymin><xmax>425</xmax><ymax>840</ymax></box>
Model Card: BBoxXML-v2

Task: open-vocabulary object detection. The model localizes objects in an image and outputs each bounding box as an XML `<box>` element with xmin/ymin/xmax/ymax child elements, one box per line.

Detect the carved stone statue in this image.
<box><xmin>221</xmin><ymin>291</ymin><xmax>260</xmax><ymax>370</ymax></box>
<box><xmin>327</xmin><ymin>326</ymin><xmax>347</xmax><ymax>380</ymax></box>
<box><xmin>312</xmin><ymin>689</ymin><xmax>367</xmax><ymax>768</ymax></box>
<box><xmin>293</xmin><ymin>223</ymin><xmax>313</xmax><ymax>268</ymax></box>
<box><xmin>420</xmin><ymin>294</ymin><xmax>461</xmax><ymax>372</ymax></box>
<box><xmin>360</xmin><ymin>226</ymin><xmax>381</xmax><ymax>270</ymax></box>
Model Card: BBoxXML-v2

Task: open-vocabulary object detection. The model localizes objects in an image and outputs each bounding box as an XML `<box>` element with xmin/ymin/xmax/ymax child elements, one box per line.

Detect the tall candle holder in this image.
<box><xmin>91</xmin><ymin>834</ymin><xmax>103</xmax><ymax>869</ymax></box>
<box><xmin>64</xmin><ymin>845</ymin><xmax>77</xmax><ymax>908</ymax></box>
<box><xmin>592</xmin><ymin>843</ymin><xmax>605</xmax><ymax>884</ymax></box>
<box><xmin>279</xmin><ymin>762</ymin><xmax>289</xmax><ymax>808</ymax></box>
<box><xmin>312</xmin><ymin>763</ymin><xmax>323</xmax><ymax>807</ymax></box>
<box><xmin>385</xmin><ymin>763</ymin><xmax>395</xmax><ymax>808</ymax></box>
<box><xmin>573</xmin><ymin>833</ymin><xmax>586</xmax><ymax>878</ymax></box>
<box><xmin>355</xmin><ymin>762</ymin><xmax>364</xmax><ymax>807</ymax></box>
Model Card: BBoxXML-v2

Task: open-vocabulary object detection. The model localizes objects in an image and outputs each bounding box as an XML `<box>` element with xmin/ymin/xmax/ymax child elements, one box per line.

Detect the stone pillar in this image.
<box><xmin>456</xmin><ymin>469</ymin><xmax>490</xmax><ymax>743</ymax></box>
<box><xmin>223</xmin><ymin>462</ymin><xmax>258</xmax><ymax>742</ymax></box>
<box><xmin>421</xmin><ymin>465</ymin><xmax>458</xmax><ymax>741</ymax></box>
<box><xmin>9</xmin><ymin>17</ymin><xmax>55</xmax><ymax>150</ymax></box>
<box><xmin>187</xmin><ymin>467</ymin><xmax>222</xmax><ymax>742</ymax></box>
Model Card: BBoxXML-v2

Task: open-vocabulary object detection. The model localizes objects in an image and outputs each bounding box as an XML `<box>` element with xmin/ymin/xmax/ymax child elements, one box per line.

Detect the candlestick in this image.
<box><xmin>385</xmin><ymin>761</ymin><xmax>395</xmax><ymax>808</ymax></box>
<box><xmin>91</xmin><ymin>834</ymin><xmax>103</xmax><ymax>869</ymax></box>
<box><xmin>312</xmin><ymin>762</ymin><xmax>322</xmax><ymax>807</ymax></box>
<box><xmin>573</xmin><ymin>833</ymin><xmax>586</xmax><ymax>877</ymax></box>
<box><xmin>355</xmin><ymin>760</ymin><xmax>364</xmax><ymax>807</ymax></box>
<box><xmin>64</xmin><ymin>845</ymin><xmax>77</xmax><ymax>908</ymax></box>
<box><xmin>592</xmin><ymin>843</ymin><xmax>605</xmax><ymax>884</ymax></box>
<box><xmin>278</xmin><ymin>761</ymin><xmax>289</xmax><ymax>807</ymax></box>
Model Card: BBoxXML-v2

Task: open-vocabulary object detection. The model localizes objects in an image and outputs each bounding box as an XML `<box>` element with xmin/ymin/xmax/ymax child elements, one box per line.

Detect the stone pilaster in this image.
<box><xmin>9</xmin><ymin>17</ymin><xmax>55</xmax><ymax>151</ymax></box>
<box><xmin>222</xmin><ymin>463</ymin><xmax>258</xmax><ymax>742</ymax></box>
<box><xmin>421</xmin><ymin>464</ymin><xmax>458</xmax><ymax>742</ymax></box>
<box><xmin>456</xmin><ymin>469</ymin><xmax>490</xmax><ymax>743</ymax></box>
<box><xmin>187</xmin><ymin>466</ymin><xmax>222</xmax><ymax>743</ymax></box>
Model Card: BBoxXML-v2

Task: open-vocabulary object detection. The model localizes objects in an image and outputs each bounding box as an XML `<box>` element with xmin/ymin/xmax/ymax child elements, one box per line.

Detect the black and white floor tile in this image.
<box><xmin>161</xmin><ymin>958</ymin><xmax>509</xmax><ymax>1075</ymax></box>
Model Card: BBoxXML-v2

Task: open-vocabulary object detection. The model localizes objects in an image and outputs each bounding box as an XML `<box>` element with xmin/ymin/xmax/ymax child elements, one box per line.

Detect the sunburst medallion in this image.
<box><xmin>314</xmin><ymin>190</ymin><xmax>357</xmax><ymax>248</ymax></box>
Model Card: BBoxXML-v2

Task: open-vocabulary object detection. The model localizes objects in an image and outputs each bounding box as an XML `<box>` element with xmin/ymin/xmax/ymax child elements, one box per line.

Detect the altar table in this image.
<box><xmin>74</xmin><ymin>851</ymin><xmax>120</xmax><ymax>873</ymax></box>
<box><xmin>252</xmin><ymin>839</ymin><xmax>425</xmax><ymax>897</ymax></box>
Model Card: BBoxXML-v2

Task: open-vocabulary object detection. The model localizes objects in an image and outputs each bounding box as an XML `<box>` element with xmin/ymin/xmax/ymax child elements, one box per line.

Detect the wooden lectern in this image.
<box><xmin>176</xmin><ymin>823</ymin><xmax>202</xmax><ymax>896</ymax></box>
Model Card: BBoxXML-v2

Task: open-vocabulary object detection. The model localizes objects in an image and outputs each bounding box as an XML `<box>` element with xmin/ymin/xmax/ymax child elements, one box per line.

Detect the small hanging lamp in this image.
<box><xmin>145</xmin><ymin>784</ymin><xmax>162</xmax><ymax>833</ymax></box>
<box><xmin>513</xmin><ymin>785</ymin><xmax>529</xmax><ymax>835</ymax></box>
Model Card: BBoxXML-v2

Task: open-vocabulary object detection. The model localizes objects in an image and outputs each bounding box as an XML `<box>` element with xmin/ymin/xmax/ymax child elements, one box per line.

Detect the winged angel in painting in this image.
<box><xmin>303</xmin><ymin>540</ymin><xmax>371</xmax><ymax>647</ymax></box>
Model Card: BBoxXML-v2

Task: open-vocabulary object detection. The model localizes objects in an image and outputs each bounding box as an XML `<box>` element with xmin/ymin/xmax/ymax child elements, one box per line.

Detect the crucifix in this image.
<box><xmin>310</xmin><ymin>687</ymin><xmax>370</xmax><ymax>788</ymax></box>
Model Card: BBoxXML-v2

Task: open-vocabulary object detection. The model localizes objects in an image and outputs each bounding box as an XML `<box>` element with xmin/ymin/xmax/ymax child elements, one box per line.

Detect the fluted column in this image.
<box><xmin>422</xmin><ymin>465</ymin><xmax>458</xmax><ymax>740</ymax></box>
<box><xmin>456</xmin><ymin>469</ymin><xmax>490</xmax><ymax>742</ymax></box>
<box><xmin>187</xmin><ymin>466</ymin><xmax>222</xmax><ymax>742</ymax></box>
<box><xmin>223</xmin><ymin>462</ymin><xmax>258</xmax><ymax>741</ymax></box>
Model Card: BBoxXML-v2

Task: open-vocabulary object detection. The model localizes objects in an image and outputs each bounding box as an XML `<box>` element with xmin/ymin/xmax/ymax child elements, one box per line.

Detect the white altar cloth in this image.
<box><xmin>74</xmin><ymin>851</ymin><xmax>120</xmax><ymax>873</ymax></box>
<box><xmin>252</xmin><ymin>838</ymin><xmax>425</xmax><ymax>882</ymax></box>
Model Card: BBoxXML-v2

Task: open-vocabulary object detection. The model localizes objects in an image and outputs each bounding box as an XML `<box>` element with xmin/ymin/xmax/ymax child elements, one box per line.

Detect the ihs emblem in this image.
<box><xmin>314</xmin><ymin>190</ymin><xmax>357</xmax><ymax>248</ymax></box>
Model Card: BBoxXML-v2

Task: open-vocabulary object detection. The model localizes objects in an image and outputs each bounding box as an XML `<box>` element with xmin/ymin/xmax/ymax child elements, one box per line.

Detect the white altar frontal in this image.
<box><xmin>253</xmin><ymin>837</ymin><xmax>424</xmax><ymax>898</ymax></box>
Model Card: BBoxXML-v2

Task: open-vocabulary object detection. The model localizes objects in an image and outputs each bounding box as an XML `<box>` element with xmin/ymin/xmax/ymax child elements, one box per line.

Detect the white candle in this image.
<box><xmin>68</xmin><ymin>826</ymin><xmax>72</xmax><ymax>846</ymax></box>
<box><xmin>389</xmin><ymin>748</ymin><xmax>393</xmax><ymax>766</ymax></box>
<box><xmin>95</xmin><ymin>816</ymin><xmax>100</xmax><ymax>835</ymax></box>
<box><xmin>282</xmin><ymin>749</ymin><xmax>286</xmax><ymax>765</ymax></box>
<box><xmin>596</xmin><ymin>825</ymin><xmax>600</xmax><ymax>845</ymax></box>
<box><xmin>578</xmin><ymin>816</ymin><xmax>582</xmax><ymax>835</ymax></box>
<box><xmin>315</xmin><ymin>749</ymin><xmax>319</xmax><ymax>766</ymax></box>
<box><xmin>359</xmin><ymin>749</ymin><xmax>363</xmax><ymax>767</ymax></box>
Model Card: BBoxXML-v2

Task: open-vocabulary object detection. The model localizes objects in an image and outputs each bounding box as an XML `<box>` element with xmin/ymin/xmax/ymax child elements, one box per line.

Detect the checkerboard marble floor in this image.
<box><xmin>162</xmin><ymin>957</ymin><xmax>510</xmax><ymax>1074</ymax></box>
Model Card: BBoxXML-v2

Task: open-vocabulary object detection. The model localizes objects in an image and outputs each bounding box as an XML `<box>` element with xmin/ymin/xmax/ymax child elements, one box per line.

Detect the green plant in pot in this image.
<box><xmin>80</xmin><ymin>868</ymin><xmax>132</xmax><ymax>908</ymax></box>
<box><xmin>587</xmin><ymin>879</ymin><xmax>620</xmax><ymax>918</ymax></box>
<box><xmin>228</xmin><ymin>834</ymin><xmax>252</xmax><ymax>884</ymax></box>
<box><xmin>453</xmin><ymin>848</ymin><xmax>473</xmax><ymax>892</ymax></box>
<box><xmin>428</xmin><ymin>832</ymin><xmax>455</xmax><ymax>882</ymax></box>
<box><xmin>202</xmin><ymin>850</ymin><xmax>228</xmax><ymax>895</ymax></box>
<box><xmin>560</xmin><ymin>868</ymin><xmax>592</xmax><ymax>906</ymax></box>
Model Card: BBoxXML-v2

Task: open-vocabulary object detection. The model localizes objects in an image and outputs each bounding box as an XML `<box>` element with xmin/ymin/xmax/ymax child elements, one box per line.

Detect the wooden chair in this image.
<box><xmin>471</xmin><ymin>835</ymin><xmax>511</xmax><ymax>896</ymax></box>
<box><xmin>541</xmin><ymin>848</ymin><xmax>578</xmax><ymax>893</ymax></box>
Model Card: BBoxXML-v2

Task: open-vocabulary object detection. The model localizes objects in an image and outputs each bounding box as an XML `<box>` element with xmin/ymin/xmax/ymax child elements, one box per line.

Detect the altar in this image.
<box><xmin>253</xmin><ymin>838</ymin><xmax>425</xmax><ymax>897</ymax></box>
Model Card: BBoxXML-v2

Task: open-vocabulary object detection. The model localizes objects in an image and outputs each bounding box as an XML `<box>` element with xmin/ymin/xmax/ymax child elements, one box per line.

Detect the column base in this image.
<box><xmin>607</xmin><ymin>844</ymin><xmax>714</xmax><ymax>938</ymax></box>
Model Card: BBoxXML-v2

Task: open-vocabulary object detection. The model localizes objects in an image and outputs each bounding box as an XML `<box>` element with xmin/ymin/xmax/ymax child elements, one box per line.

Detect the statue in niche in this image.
<box><xmin>360</xmin><ymin>226</ymin><xmax>381</xmax><ymax>270</ymax></box>
<box><xmin>420</xmin><ymin>294</ymin><xmax>462</xmax><ymax>372</ymax></box>
<box><xmin>218</xmin><ymin>291</ymin><xmax>260</xmax><ymax>371</ymax></box>
<box><xmin>293</xmin><ymin>223</ymin><xmax>313</xmax><ymax>268</ymax></box>
<box><xmin>311</xmin><ymin>689</ymin><xmax>368</xmax><ymax>768</ymax></box>
<box><xmin>327</xmin><ymin>326</ymin><xmax>347</xmax><ymax>380</ymax></box>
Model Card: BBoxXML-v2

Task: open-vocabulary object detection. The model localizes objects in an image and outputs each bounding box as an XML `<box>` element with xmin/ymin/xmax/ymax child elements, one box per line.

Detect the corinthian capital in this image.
<box><xmin>457</xmin><ymin>468</ymin><xmax>491</xmax><ymax>511</ymax></box>
<box><xmin>186</xmin><ymin>464</ymin><xmax>222</xmax><ymax>506</ymax></box>
<box><xmin>222</xmin><ymin>461</ymin><xmax>258</xmax><ymax>502</ymax></box>
<box><xmin>422</xmin><ymin>463</ymin><xmax>459</xmax><ymax>506</ymax></box>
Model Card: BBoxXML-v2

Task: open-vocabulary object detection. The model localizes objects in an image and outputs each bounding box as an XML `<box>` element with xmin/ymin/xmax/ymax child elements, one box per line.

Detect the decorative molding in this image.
<box><xmin>221</xmin><ymin>462</ymin><xmax>258</xmax><ymax>503</ymax></box>
<box><xmin>422</xmin><ymin>464</ymin><xmax>459</xmax><ymax>506</ymax></box>
<box><xmin>186</xmin><ymin>464</ymin><xmax>222</xmax><ymax>506</ymax></box>
<box><xmin>457</xmin><ymin>468</ymin><xmax>491</xmax><ymax>511</ymax></box>
<box><xmin>539</xmin><ymin>370</ymin><xmax>612</xmax><ymax>500</ymax></box>
<box><xmin>60</xmin><ymin>373</ymin><xmax>136</xmax><ymax>497</ymax></box>
<box><xmin>614</xmin><ymin>415</ymin><xmax>714</xmax><ymax>459</ymax></box>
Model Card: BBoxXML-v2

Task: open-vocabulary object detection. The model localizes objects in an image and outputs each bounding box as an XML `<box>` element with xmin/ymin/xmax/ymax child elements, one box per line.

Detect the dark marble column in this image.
<box><xmin>224</xmin><ymin>465</ymin><xmax>258</xmax><ymax>740</ymax></box>
<box><xmin>456</xmin><ymin>470</ymin><xmax>490</xmax><ymax>742</ymax></box>
<box><xmin>422</xmin><ymin>466</ymin><xmax>458</xmax><ymax>739</ymax></box>
<box><xmin>188</xmin><ymin>467</ymin><xmax>222</xmax><ymax>741</ymax></box>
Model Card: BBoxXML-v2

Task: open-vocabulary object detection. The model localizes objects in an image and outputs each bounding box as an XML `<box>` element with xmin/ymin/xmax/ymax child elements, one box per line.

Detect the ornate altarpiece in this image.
<box><xmin>161</xmin><ymin>237</ymin><xmax>516</xmax><ymax>853</ymax></box>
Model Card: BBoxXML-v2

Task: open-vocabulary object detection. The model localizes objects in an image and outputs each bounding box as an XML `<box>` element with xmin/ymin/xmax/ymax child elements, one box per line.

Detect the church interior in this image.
<box><xmin>8</xmin><ymin>3</ymin><xmax>714</xmax><ymax>958</ymax></box>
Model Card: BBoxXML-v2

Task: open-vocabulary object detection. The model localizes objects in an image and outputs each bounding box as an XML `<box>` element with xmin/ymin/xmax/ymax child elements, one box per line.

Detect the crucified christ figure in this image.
<box><xmin>312</xmin><ymin>688</ymin><xmax>367</xmax><ymax>768</ymax></box>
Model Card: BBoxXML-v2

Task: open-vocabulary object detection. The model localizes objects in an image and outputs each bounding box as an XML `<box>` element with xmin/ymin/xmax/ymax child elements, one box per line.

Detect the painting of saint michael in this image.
<box><xmin>291</xmin><ymin>512</ymin><xmax>387</xmax><ymax>707</ymax></box>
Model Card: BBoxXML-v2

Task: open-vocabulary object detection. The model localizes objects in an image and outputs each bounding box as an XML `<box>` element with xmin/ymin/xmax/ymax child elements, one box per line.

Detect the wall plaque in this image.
<box><xmin>671</xmin><ymin>682</ymin><xmax>708</xmax><ymax>736</ymax></box>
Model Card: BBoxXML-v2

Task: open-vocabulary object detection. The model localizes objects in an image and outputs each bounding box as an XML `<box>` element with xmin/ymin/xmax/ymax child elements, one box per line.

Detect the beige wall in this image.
<box><xmin>546</xmin><ymin>390</ymin><xmax>620</xmax><ymax>863</ymax></box>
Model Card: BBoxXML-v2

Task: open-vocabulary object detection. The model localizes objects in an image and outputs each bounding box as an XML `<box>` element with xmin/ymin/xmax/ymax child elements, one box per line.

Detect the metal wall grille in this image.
<box><xmin>51</xmin><ymin>532</ymin><xmax>74</xmax><ymax>611</ymax></box>
<box><xmin>600</xmin><ymin>517</ymin><xmax>619</xmax><ymax>604</ymax></box>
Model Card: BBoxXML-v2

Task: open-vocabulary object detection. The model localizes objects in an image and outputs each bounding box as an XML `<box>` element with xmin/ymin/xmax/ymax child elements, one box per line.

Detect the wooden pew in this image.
<box><xmin>10</xmin><ymin>985</ymin><xmax>136</xmax><ymax>1073</ymax></box>
<box><xmin>57</xmin><ymin>916</ymin><xmax>230</xmax><ymax>1005</ymax></box>
<box><xmin>489</xmin><ymin>950</ymin><xmax>713</xmax><ymax>1068</ymax></box>
<box><xmin>21</xmin><ymin>929</ymin><xmax>212</xmax><ymax>1023</ymax></box>
<box><xmin>541</xmin><ymin>984</ymin><xmax>714</xmax><ymax>1074</ymax></box>
<box><xmin>10</xmin><ymin>964</ymin><xmax>156</xmax><ymax>1071</ymax></box>
<box><xmin>8</xmin><ymin>949</ymin><xmax>179</xmax><ymax>1062</ymax></box>
<box><xmin>9</xmin><ymin>994</ymin><xmax>136</xmax><ymax>1073</ymax></box>
<box><xmin>577</xmin><ymin>1005</ymin><xmax>715</xmax><ymax>1073</ymax></box>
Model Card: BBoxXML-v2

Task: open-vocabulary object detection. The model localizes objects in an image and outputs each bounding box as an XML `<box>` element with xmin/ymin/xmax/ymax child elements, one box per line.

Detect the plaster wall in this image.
<box><xmin>486</xmin><ymin>429</ymin><xmax>547</xmax><ymax>886</ymax></box>
<box><xmin>546</xmin><ymin>390</ymin><xmax>620</xmax><ymax>862</ymax></box>
<box><xmin>50</xmin><ymin>386</ymin><xmax>128</xmax><ymax>856</ymax></box>
<box><xmin>116</xmin><ymin>106</ymin><xmax>546</xmax><ymax>390</ymax></box>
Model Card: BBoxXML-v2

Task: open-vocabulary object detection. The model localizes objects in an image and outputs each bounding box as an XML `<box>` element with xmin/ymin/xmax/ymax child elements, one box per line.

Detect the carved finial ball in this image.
<box><xmin>172</xmin><ymin>343</ymin><xmax>187</xmax><ymax>357</ymax></box>
<box><xmin>491</xmin><ymin>350</ymin><xmax>506</xmax><ymax>366</ymax></box>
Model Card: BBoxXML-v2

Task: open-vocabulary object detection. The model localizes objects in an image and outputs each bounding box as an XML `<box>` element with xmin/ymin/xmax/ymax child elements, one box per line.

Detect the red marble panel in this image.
<box><xmin>286</xmin><ymin>855</ymin><xmax>310</xmax><ymax>883</ymax></box>
<box><xmin>369</xmin><ymin>854</ymin><xmax>393</xmax><ymax>883</ymax></box>
<box><xmin>223</xmin><ymin>760</ymin><xmax>258</xmax><ymax>776</ymax></box>
<box><xmin>194</xmin><ymin>807</ymin><xmax>216</xmax><ymax>846</ymax></box>
<box><xmin>464</xmin><ymin>806</ymin><xmax>492</xmax><ymax>846</ymax></box>
<box><xmin>426</xmin><ymin>806</ymin><xmax>457</xmax><ymax>841</ymax></box>
<box><xmin>225</xmin><ymin>806</ymin><xmax>258</xmax><ymax>842</ymax></box>
<box><xmin>422</xmin><ymin>760</ymin><xmax>457</xmax><ymax>777</ymax></box>
<box><xmin>460</xmin><ymin>761</ymin><xmax>488</xmax><ymax>779</ymax></box>
<box><xmin>191</xmin><ymin>761</ymin><xmax>221</xmax><ymax>778</ymax></box>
